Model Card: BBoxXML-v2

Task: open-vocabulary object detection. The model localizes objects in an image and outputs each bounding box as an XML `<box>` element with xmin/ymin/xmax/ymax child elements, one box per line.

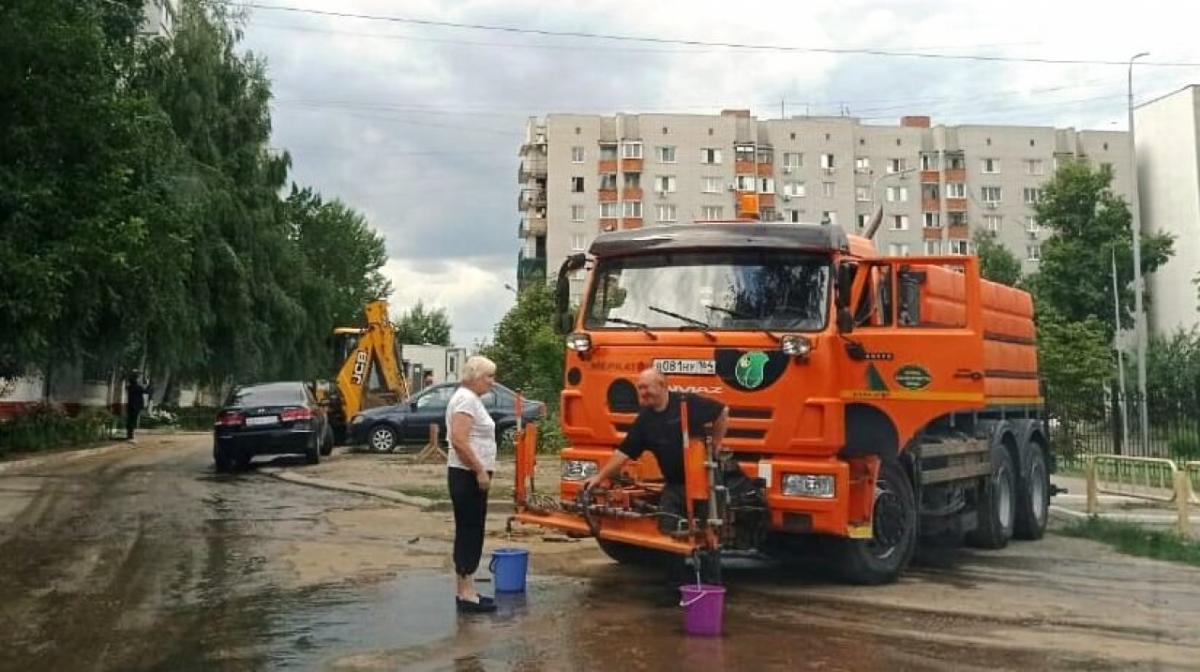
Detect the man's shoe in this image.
<box><xmin>456</xmin><ymin>597</ymin><xmax>497</xmax><ymax>613</ymax></box>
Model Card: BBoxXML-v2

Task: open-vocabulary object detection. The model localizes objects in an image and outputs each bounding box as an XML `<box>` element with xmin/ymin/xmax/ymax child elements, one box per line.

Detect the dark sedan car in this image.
<box><xmin>349</xmin><ymin>382</ymin><xmax>546</xmax><ymax>453</ymax></box>
<box><xmin>213</xmin><ymin>381</ymin><xmax>334</xmax><ymax>472</ymax></box>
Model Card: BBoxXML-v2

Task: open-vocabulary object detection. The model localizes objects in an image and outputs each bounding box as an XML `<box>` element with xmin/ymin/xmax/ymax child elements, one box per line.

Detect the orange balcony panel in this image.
<box><xmin>598</xmin><ymin>189</ymin><xmax>618</xmax><ymax>203</ymax></box>
<box><xmin>947</xmin><ymin>224</ymin><xmax>969</xmax><ymax>239</ymax></box>
<box><xmin>758</xmin><ymin>193</ymin><xmax>776</xmax><ymax>208</ymax></box>
<box><xmin>920</xmin><ymin>170</ymin><xmax>940</xmax><ymax>183</ymax></box>
<box><xmin>944</xmin><ymin>168</ymin><xmax>966</xmax><ymax>182</ymax></box>
<box><xmin>757</xmin><ymin>163</ymin><xmax>774</xmax><ymax>177</ymax></box>
<box><xmin>621</xmin><ymin>217</ymin><xmax>643</xmax><ymax>230</ymax></box>
<box><xmin>945</xmin><ymin>198</ymin><xmax>968</xmax><ymax>212</ymax></box>
<box><xmin>599</xmin><ymin>218</ymin><xmax>618</xmax><ymax>232</ymax></box>
<box><xmin>922</xmin><ymin>228</ymin><xmax>943</xmax><ymax>241</ymax></box>
<box><xmin>622</xmin><ymin>187</ymin><xmax>643</xmax><ymax>201</ymax></box>
<box><xmin>921</xmin><ymin>198</ymin><xmax>940</xmax><ymax>212</ymax></box>
<box><xmin>620</xmin><ymin>158</ymin><xmax>643</xmax><ymax>172</ymax></box>
<box><xmin>598</xmin><ymin>159</ymin><xmax>618</xmax><ymax>173</ymax></box>
<box><xmin>738</xmin><ymin>192</ymin><xmax>760</xmax><ymax>217</ymax></box>
<box><xmin>735</xmin><ymin>160</ymin><xmax>756</xmax><ymax>174</ymax></box>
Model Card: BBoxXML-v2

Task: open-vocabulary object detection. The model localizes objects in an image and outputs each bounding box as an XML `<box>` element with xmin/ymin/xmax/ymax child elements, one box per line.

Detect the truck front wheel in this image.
<box><xmin>834</xmin><ymin>459</ymin><xmax>917</xmax><ymax>585</ymax></box>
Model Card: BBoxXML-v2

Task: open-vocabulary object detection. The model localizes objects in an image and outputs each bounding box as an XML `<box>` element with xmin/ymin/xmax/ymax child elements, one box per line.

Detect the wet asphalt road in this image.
<box><xmin>1</xmin><ymin>435</ymin><xmax>1198</xmax><ymax>671</ymax></box>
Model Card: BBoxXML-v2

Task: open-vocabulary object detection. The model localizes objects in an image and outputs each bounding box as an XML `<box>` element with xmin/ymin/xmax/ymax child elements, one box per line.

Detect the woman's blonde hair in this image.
<box><xmin>461</xmin><ymin>355</ymin><xmax>497</xmax><ymax>383</ymax></box>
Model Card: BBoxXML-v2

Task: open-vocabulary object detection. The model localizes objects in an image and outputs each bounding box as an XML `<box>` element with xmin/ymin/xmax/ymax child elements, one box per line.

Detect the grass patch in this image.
<box><xmin>1058</xmin><ymin>516</ymin><xmax>1200</xmax><ymax>568</ymax></box>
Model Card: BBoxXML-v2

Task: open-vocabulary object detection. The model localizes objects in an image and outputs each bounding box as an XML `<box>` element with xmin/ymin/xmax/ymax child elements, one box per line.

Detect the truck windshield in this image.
<box><xmin>584</xmin><ymin>251</ymin><xmax>830</xmax><ymax>331</ymax></box>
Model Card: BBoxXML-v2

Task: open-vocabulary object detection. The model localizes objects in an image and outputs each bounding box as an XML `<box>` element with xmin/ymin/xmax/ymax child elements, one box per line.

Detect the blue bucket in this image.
<box><xmin>488</xmin><ymin>547</ymin><xmax>529</xmax><ymax>593</ymax></box>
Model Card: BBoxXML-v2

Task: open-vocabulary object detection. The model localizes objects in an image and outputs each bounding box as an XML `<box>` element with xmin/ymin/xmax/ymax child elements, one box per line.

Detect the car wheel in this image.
<box><xmin>214</xmin><ymin>445</ymin><xmax>235</xmax><ymax>473</ymax></box>
<box><xmin>320</xmin><ymin>424</ymin><xmax>334</xmax><ymax>456</ymax></box>
<box><xmin>305</xmin><ymin>433</ymin><xmax>320</xmax><ymax>465</ymax></box>
<box><xmin>369</xmin><ymin>424</ymin><xmax>398</xmax><ymax>453</ymax></box>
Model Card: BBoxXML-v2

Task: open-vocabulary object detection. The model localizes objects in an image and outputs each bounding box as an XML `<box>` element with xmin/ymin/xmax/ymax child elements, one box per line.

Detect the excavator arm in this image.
<box><xmin>326</xmin><ymin>300</ymin><xmax>410</xmax><ymax>441</ymax></box>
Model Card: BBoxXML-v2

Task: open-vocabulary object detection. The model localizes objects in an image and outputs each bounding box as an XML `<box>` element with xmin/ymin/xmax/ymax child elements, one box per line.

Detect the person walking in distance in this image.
<box><xmin>125</xmin><ymin>372</ymin><xmax>148</xmax><ymax>441</ymax></box>
<box><xmin>446</xmin><ymin>356</ymin><xmax>500</xmax><ymax>613</ymax></box>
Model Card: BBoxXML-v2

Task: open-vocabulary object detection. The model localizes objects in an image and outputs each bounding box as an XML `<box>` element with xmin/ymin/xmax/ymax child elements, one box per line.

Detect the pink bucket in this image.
<box><xmin>679</xmin><ymin>584</ymin><xmax>726</xmax><ymax>636</ymax></box>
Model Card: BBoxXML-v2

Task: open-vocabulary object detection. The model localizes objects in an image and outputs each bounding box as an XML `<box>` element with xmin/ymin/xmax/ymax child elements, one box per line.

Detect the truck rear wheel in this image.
<box><xmin>834</xmin><ymin>459</ymin><xmax>917</xmax><ymax>585</ymax></box>
<box><xmin>967</xmin><ymin>444</ymin><xmax>1016</xmax><ymax>549</ymax></box>
<box><xmin>1014</xmin><ymin>445</ymin><xmax>1049</xmax><ymax>540</ymax></box>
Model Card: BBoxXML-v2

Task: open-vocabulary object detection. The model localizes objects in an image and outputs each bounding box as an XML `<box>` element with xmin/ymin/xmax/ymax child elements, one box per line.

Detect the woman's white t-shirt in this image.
<box><xmin>445</xmin><ymin>386</ymin><xmax>497</xmax><ymax>472</ymax></box>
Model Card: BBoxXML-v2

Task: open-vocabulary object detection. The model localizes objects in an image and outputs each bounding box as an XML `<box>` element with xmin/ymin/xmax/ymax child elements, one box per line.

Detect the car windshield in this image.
<box><xmin>227</xmin><ymin>383</ymin><xmax>307</xmax><ymax>407</ymax></box>
<box><xmin>584</xmin><ymin>251</ymin><xmax>831</xmax><ymax>331</ymax></box>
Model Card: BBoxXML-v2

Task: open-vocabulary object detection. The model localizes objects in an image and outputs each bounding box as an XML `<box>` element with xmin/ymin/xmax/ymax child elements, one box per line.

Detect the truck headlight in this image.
<box><xmin>781</xmin><ymin>473</ymin><xmax>835</xmax><ymax>498</ymax></box>
<box><xmin>561</xmin><ymin>460</ymin><xmax>598</xmax><ymax>481</ymax></box>
<box><xmin>781</xmin><ymin>334</ymin><xmax>812</xmax><ymax>358</ymax></box>
<box><xmin>566</xmin><ymin>333</ymin><xmax>592</xmax><ymax>353</ymax></box>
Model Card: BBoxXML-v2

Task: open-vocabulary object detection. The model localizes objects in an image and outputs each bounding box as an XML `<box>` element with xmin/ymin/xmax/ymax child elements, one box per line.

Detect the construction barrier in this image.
<box><xmin>1085</xmin><ymin>454</ymin><xmax>1192</xmax><ymax>538</ymax></box>
<box><xmin>1187</xmin><ymin>462</ymin><xmax>1200</xmax><ymax>507</ymax></box>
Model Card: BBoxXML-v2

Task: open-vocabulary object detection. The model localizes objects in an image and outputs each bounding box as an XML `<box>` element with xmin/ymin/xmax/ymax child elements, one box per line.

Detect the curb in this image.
<box><xmin>0</xmin><ymin>441</ymin><xmax>138</xmax><ymax>475</ymax></box>
<box><xmin>258</xmin><ymin>467</ymin><xmax>517</xmax><ymax>513</ymax></box>
<box><xmin>1050</xmin><ymin>504</ymin><xmax>1193</xmax><ymax>525</ymax></box>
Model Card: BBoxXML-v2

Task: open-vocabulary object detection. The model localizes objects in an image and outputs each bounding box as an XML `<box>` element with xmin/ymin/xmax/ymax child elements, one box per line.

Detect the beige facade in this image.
<box><xmin>518</xmin><ymin>111</ymin><xmax>1131</xmax><ymax>304</ymax></box>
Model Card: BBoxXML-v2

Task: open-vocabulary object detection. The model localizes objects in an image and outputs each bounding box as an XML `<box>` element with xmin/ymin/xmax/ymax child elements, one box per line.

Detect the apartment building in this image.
<box><xmin>517</xmin><ymin>111</ymin><xmax>1131</xmax><ymax>304</ymax></box>
<box><xmin>1135</xmin><ymin>85</ymin><xmax>1200</xmax><ymax>336</ymax></box>
<box><xmin>140</xmin><ymin>0</ymin><xmax>178</xmax><ymax>37</ymax></box>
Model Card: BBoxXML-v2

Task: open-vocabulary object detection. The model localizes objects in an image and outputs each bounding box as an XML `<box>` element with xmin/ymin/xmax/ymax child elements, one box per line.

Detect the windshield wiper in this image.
<box><xmin>703</xmin><ymin>304</ymin><xmax>782</xmax><ymax>342</ymax></box>
<box><xmin>647</xmin><ymin>305</ymin><xmax>716</xmax><ymax>341</ymax></box>
<box><xmin>605</xmin><ymin>317</ymin><xmax>658</xmax><ymax>340</ymax></box>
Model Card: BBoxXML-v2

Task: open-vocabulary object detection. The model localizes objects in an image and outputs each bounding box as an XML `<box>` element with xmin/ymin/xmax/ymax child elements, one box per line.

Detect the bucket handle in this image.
<box><xmin>679</xmin><ymin>591</ymin><xmax>711</xmax><ymax>608</ymax></box>
<box><xmin>488</xmin><ymin>555</ymin><xmax>497</xmax><ymax>574</ymax></box>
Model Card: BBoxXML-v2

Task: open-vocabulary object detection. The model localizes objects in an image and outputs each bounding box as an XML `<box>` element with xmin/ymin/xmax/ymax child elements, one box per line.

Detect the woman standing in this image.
<box><xmin>447</xmin><ymin>355</ymin><xmax>499</xmax><ymax>613</ymax></box>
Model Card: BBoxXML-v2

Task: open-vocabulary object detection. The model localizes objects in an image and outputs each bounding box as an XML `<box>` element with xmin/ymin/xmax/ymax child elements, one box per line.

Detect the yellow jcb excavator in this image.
<box><xmin>318</xmin><ymin>300</ymin><xmax>410</xmax><ymax>444</ymax></box>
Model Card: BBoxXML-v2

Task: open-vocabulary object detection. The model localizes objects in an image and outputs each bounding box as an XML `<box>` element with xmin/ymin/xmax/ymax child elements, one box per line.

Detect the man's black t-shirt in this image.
<box><xmin>618</xmin><ymin>392</ymin><xmax>725</xmax><ymax>485</ymax></box>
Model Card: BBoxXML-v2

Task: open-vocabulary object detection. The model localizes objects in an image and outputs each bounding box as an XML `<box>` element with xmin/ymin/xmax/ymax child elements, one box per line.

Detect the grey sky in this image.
<box><xmin>239</xmin><ymin>0</ymin><xmax>1200</xmax><ymax>347</ymax></box>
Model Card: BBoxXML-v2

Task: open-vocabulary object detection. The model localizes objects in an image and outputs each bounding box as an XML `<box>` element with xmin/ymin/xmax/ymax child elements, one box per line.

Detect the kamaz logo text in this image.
<box><xmin>670</xmin><ymin>385</ymin><xmax>723</xmax><ymax>395</ymax></box>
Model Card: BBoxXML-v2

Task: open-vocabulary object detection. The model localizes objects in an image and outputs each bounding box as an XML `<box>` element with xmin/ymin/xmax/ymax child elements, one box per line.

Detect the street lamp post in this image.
<box><xmin>1128</xmin><ymin>51</ymin><xmax>1150</xmax><ymax>450</ymax></box>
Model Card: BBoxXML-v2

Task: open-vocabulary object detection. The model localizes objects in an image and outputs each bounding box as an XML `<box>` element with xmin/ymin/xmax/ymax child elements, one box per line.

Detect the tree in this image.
<box><xmin>1037</xmin><ymin>311</ymin><xmax>1113</xmax><ymax>417</ymax></box>
<box><xmin>481</xmin><ymin>283</ymin><xmax>564</xmax><ymax>405</ymax></box>
<box><xmin>972</xmin><ymin>231</ymin><xmax>1023</xmax><ymax>287</ymax></box>
<box><xmin>395</xmin><ymin>301</ymin><xmax>452</xmax><ymax>346</ymax></box>
<box><xmin>1027</xmin><ymin>160</ymin><xmax>1173</xmax><ymax>340</ymax></box>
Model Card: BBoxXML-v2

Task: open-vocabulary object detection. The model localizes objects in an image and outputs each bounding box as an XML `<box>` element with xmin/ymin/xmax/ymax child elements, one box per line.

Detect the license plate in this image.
<box><xmin>653</xmin><ymin>359</ymin><xmax>716</xmax><ymax>376</ymax></box>
<box><xmin>246</xmin><ymin>416</ymin><xmax>278</xmax><ymax>427</ymax></box>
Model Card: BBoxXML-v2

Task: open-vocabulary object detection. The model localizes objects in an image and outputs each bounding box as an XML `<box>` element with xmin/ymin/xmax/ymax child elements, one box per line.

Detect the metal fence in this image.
<box><xmin>1048</xmin><ymin>388</ymin><xmax>1200</xmax><ymax>468</ymax></box>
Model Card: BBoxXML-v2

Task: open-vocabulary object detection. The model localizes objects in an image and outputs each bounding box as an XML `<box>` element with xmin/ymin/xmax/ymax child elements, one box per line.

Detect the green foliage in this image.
<box><xmin>972</xmin><ymin>231</ymin><xmax>1023</xmax><ymax>287</ymax></box>
<box><xmin>394</xmin><ymin>300</ymin><xmax>453</xmax><ymax>346</ymax></box>
<box><xmin>1059</xmin><ymin>517</ymin><xmax>1200</xmax><ymax>568</ymax></box>
<box><xmin>482</xmin><ymin>283</ymin><xmax>564</xmax><ymax>408</ymax></box>
<box><xmin>0</xmin><ymin>405</ymin><xmax>114</xmax><ymax>455</ymax></box>
<box><xmin>1028</xmin><ymin>161</ymin><xmax>1173</xmax><ymax>340</ymax></box>
<box><xmin>1144</xmin><ymin>329</ymin><xmax>1200</xmax><ymax>399</ymax></box>
<box><xmin>1038</xmin><ymin>311</ymin><xmax>1112</xmax><ymax>418</ymax></box>
<box><xmin>1168</xmin><ymin>434</ymin><xmax>1200</xmax><ymax>463</ymax></box>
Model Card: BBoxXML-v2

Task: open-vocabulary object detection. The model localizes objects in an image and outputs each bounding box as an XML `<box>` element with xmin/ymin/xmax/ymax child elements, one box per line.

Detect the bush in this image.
<box><xmin>536</xmin><ymin>411</ymin><xmax>568</xmax><ymax>455</ymax></box>
<box><xmin>158</xmin><ymin>406</ymin><xmax>218</xmax><ymax>431</ymax></box>
<box><xmin>138</xmin><ymin>407</ymin><xmax>179</xmax><ymax>429</ymax></box>
<box><xmin>1169</xmin><ymin>434</ymin><xmax>1200</xmax><ymax>463</ymax></box>
<box><xmin>0</xmin><ymin>404</ymin><xmax>114</xmax><ymax>455</ymax></box>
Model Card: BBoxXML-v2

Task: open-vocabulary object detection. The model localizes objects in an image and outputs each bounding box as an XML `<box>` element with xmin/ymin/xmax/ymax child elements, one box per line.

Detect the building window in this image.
<box><xmin>857</xmin><ymin>213</ymin><xmax>870</xmax><ymax>229</ymax></box>
<box><xmin>1027</xmin><ymin>244</ymin><xmax>1041</xmax><ymax>261</ymax></box>
<box><xmin>783</xmin><ymin>152</ymin><xmax>803</xmax><ymax>169</ymax></box>
<box><xmin>1100</xmin><ymin>161</ymin><xmax>1113</xmax><ymax>174</ymax></box>
<box><xmin>655</xmin><ymin>175</ymin><xmax>676</xmax><ymax>193</ymax></box>
<box><xmin>760</xmin><ymin>207</ymin><xmax>778</xmax><ymax>221</ymax></box>
<box><xmin>983</xmin><ymin>215</ymin><xmax>1001</xmax><ymax>231</ymax></box>
<box><xmin>820</xmin><ymin>153</ymin><xmax>836</xmax><ymax>170</ymax></box>
<box><xmin>981</xmin><ymin>186</ymin><xmax>1002</xmax><ymax>204</ymax></box>
<box><xmin>600</xmin><ymin>173</ymin><xmax>617</xmax><ymax>190</ymax></box>
<box><xmin>887</xmin><ymin>158</ymin><xmax>907</xmax><ymax>173</ymax></box>
<box><xmin>855</xmin><ymin>157</ymin><xmax>871</xmax><ymax>173</ymax></box>
<box><xmin>788</xmin><ymin>209</ymin><xmax>803</xmax><ymax>223</ymax></box>
<box><xmin>920</xmin><ymin>153</ymin><xmax>940</xmax><ymax>170</ymax></box>
<box><xmin>886</xmin><ymin>186</ymin><xmax>908</xmax><ymax>203</ymax></box>
<box><xmin>888</xmin><ymin>242</ymin><xmax>911</xmax><ymax>257</ymax></box>
<box><xmin>623</xmin><ymin>201</ymin><xmax>642</xmax><ymax>218</ymax></box>
<box><xmin>759</xmin><ymin>177</ymin><xmax>775</xmax><ymax>194</ymax></box>
<box><xmin>702</xmin><ymin>176</ymin><xmax>722</xmax><ymax>193</ymax></box>
<box><xmin>737</xmin><ymin>175</ymin><xmax>757</xmax><ymax>192</ymax></box>
<box><xmin>656</xmin><ymin>204</ymin><xmax>677</xmax><ymax>223</ymax></box>
<box><xmin>1023</xmin><ymin>188</ymin><xmax>1042</xmax><ymax>205</ymax></box>
<box><xmin>623</xmin><ymin>172</ymin><xmax>641</xmax><ymax>189</ymax></box>
<box><xmin>948</xmin><ymin>211</ymin><xmax>967</xmax><ymax>227</ymax></box>
<box><xmin>735</xmin><ymin>145</ymin><xmax>756</xmax><ymax>163</ymax></box>
<box><xmin>571</xmin><ymin>146</ymin><xmax>585</xmax><ymax>163</ymax></box>
<box><xmin>946</xmin><ymin>182</ymin><xmax>966</xmax><ymax>198</ymax></box>
<box><xmin>783</xmin><ymin>182</ymin><xmax>806</xmax><ymax>198</ymax></box>
<box><xmin>924</xmin><ymin>240</ymin><xmax>942</xmax><ymax>255</ymax></box>
<box><xmin>856</xmin><ymin>186</ymin><xmax>870</xmax><ymax>202</ymax></box>
<box><xmin>701</xmin><ymin>148</ymin><xmax>723</xmax><ymax>164</ymax></box>
<box><xmin>949</xmin><ymin>239</ymin><xmax>970</xmax><ymax>255</ymax></box>
<box><xmin>601</xmin><ymin>202</ymin><xmax>619</xmax><ymax>218</ymax></box>
<box><xmin>658</xmin><ymin>146</ymin><xmax>676</xmax><ymax>163</ymax></box>
<box><xmin>1025</xmin><ymin>216</ymin><xmax>1039</xmax><ymax>233</ymax></box>
<box><xmin>756</xmin><ymin>147</ymin><xmax>774</xmax><ymax>164</ymax></box>
<box><xmin>702</xmin><ymin>205</ymin><xmax>724</xmax><ymax>220</ymax></box>
<box><xmin>621</xmin><ymin>142</ymin><xmax>643</xmax><ymax>159</ymax></box>
<box><xmin>1024</xmin><ymin>159</ymin><xmax>1044</xmax><ymax>176</ymax></box>
<box><xmin>571</xmin><ymin>233</ymin><xmax>586</xmax><ymax>250</ymax></box>
<box><xmin>923</xmin><ymin>212</ymin><xmax>941</xmax><ymax>228</ymax></box>
<box><xmin>599</xmin><ymin>144</ymin><xmax>617</xmax><ymax>160</ymax></box>
<box><xmin>946</xmin><ymin>154</ymin><xmax>965</xmax><ymax>170</ymax></box>
<box><xmin>571</xmin><ymin>177</ymin><xmax>585</xmax><ymax>193</ymax></box>
<box><xmin>822</xmin><ymin>182</ymin><xmax>836</xmax><ymax>198</ymax></box>
<box><xmin>570</xmin><ymin>205</ymin><xmax>585</xmax><ymax>222</ymax></box>
<box><xmin>891</xmin><ymin>215</ymin><xmax>910</xmax><ymax>231</ymax></box>
<box><xmin>822</xmin><ymin>210</ymin><xmax>838</xmax><ymax>226</ymax></box>
<box><xmin>981</xmin><ymin>158</ymin><xmax>1000</xmax><ymax>174</ymax></box>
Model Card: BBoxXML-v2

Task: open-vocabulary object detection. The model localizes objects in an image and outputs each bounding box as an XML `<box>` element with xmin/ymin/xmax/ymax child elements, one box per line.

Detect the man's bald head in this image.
<box><xmin>636</xmin><ymin>367</ymin><xmax>670</xmax><ymax>411</ymax></box>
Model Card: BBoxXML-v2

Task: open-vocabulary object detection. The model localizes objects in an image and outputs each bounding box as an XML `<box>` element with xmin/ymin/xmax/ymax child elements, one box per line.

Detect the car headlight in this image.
<box><xmin>561</xmin><ymin>460</ymin><xmax>599</xmax><ymax>481</ymax></box>
<box><xmin>781</xmin><ymin>473</ymin><xmax>835</xmax><ymax>498</ymax></box>
<box><xmin>781</xmin><ymin>334</ymin><xmax>812</xmax><ymax>358</ymax></box>
<box><xmin>350</xmin><ymin>415</ymin><xmax>365</xmax><ymax>424</ymax></box>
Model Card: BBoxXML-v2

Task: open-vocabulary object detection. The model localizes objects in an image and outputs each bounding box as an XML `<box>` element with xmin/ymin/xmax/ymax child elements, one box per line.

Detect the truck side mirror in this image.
<box><xmin>553</xmin><ymin>253</ymin><xmax>588</xmax><ymax>335</ymax></box>
<box><xmin>836</xmin><ymin>261</ymin><xmax>857</xmax><ymax>310</ymax></box>
<box><xmin>837</xmin><ymin>307</ymin><xmax>854</xmax><ymax>334</ymax></box>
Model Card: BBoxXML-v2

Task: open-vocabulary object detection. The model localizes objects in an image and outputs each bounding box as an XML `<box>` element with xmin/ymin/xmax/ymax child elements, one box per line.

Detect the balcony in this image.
<box><xmin>735</xmin><ymin>160</ymin><xmax>756</xmax><ymax>174</ymax></box>
<box><xmin>757</xmin><ymin>163</ymin><xmax>774</xmax><ymax>177</ymax></box>
<box><xmin>522</xmin><ymin>215</ymin><xmax>547</xmax><ymax>237</ymax></box>
<box><xmin>599</xmin><ymin>218</ymin><xmax>618</xmax><ymax>232</ymax></box>
<box><xmin>944</xmin><ymin>168</ymin><xmax>966</xmax><ymax>183</ymax></box>
<box><xmin>518</xmin><ymin>154</ymin><xmax>547</xmax><ymax>182</ymax></box>
<box><xmin>945</xmin><ymin>198</ymin><xmax>968</xmax><ymax>212</ymax></box>
<box><xmin>621</xmin><ymin>218</ymin><xmax>643</xmax><ymax>230</ymax></box>
<box><xmin>758</xmin><ymin>193</ymin><xmax>776</xmax><ymax>209</ymax></box>
<box><xmin>920</xmin><ymin>170</ymin><xmax>939</xmax><ymax>183</ymax></box>
<box><xmin>518</xmin><ymin>189</ymin><xmax>546</xmax><ymax>212</ymax></box>
<box><xmin>922</xmin><ymin>228</ymin><xmax>943</xmax><ymax>241</ymax></box>
<box><xmin>622</xmin><ymin>187</ymin><xmax>643</xmax><ymax>201</ymax></box>
<box><xmin>598</xmin><ymin>189</ymin><xmax>618</xmax><ymax>203</ymax></box>
<box><xmin>516</xmin><ymin>252</ymin><xmax>546</xmax><ymax>288</ymax></box>
<box><xmin>947</xmin><ymin>224</ymin><xmax>969</xmax><ymax>239</ymax></box>
<box><xmin>620</xmin><ymin>158</ymin><xmax>643</xmax><ymax>172</ymax></box>
<box><xmin>737</xmin><ymin>193</ymin><xmax>760</xmax><ymax>218</ymax></box>
<box><xmin>598</xmin><ymin>159</ymin><xmax>618</xmax><ymax>173</ymax></box>
<box><xmin>921</xmin><ymin>197</ymin><xmax>940</xmax><ymax>212</ymax></box>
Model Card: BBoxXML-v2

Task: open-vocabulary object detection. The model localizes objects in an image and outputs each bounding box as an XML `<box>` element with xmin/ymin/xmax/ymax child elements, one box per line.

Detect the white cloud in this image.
<box><xmin>381</xmin><ymin>256</ymin><xmax>516</xmax><ymax>349</ymax></box>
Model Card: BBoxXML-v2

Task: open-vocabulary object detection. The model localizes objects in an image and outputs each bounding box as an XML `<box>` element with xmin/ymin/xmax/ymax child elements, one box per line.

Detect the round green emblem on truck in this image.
<box><xmin>894</xmin><ymin>365</ymin><xmax>932</xmax><ymax>390</ymax></box>
<box><xmin>735</xmin><ymin>351</ymin><xmax>770</xmax><ymax>389</ymax></box>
